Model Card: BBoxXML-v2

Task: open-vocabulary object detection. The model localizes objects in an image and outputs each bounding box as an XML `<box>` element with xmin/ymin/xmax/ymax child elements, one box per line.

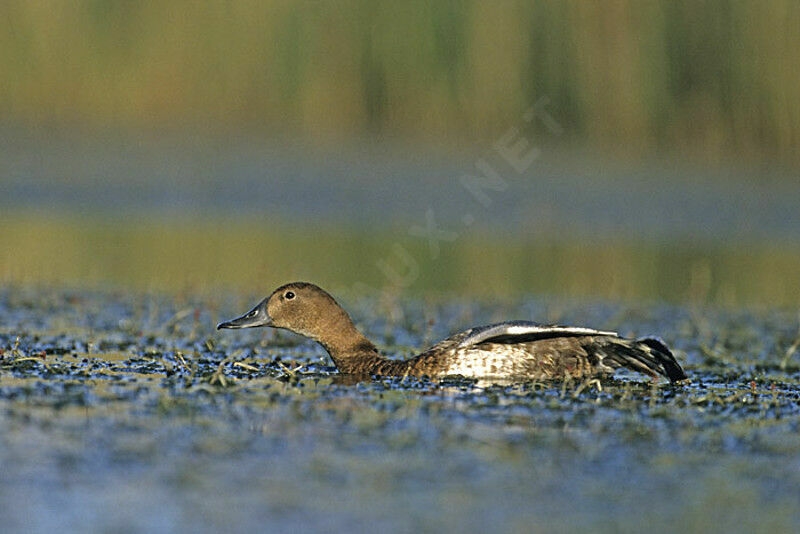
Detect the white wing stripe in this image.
<box><xmin>457</xmin><ymin>321</ymin><xmax>618</xmax><ymax>348</ymax></box>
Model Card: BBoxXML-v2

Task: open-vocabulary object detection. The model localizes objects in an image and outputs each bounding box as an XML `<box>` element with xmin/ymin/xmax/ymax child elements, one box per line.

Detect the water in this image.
<box><xmin>2</xmin><ymin>133</ymin><xmax>799</xmax><ymax>242</ymax></box>
<box><xmin>2</xmin><ymin>287</ymin><xmax>799</xmax><ymax>533</ymax></box>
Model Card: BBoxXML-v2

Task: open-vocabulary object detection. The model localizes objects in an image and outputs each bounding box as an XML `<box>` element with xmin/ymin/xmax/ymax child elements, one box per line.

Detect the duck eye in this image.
<box><xmin>284</xmin><ymin>291</ymin><xmax>295</xmax><ymax>300</ymax></box>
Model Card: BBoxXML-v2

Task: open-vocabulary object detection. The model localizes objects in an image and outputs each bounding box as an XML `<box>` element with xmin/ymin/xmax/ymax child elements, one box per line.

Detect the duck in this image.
<box><xmin>217</xmin><ymin>282</ymin><xmax>687</xmax><ymax>383</ymax></box>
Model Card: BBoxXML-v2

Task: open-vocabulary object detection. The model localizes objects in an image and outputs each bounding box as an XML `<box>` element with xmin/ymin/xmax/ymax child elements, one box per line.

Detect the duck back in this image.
<box><xmin>392</xmin><ymin>321</ymin><xmax>686</xmax><ymax>382</ymax></box>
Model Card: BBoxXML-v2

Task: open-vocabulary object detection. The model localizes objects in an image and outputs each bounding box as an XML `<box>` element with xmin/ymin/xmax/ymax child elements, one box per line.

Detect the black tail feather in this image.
<box><xmin>588</xmin><ymin>336</ymin><xmax>687</xmax><ymax>382</ymax></box>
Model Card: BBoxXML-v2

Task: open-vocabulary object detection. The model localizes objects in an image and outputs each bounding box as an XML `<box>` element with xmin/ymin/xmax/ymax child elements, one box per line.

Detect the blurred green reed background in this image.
<box><xmin>2</xmin><ymin>1</ymin><xmax>800</xmax><ymax>306</ymax></box>
<box><xmin>3</xmin><ymin>214</ymin><xmax>800</xmax><ymax>307</ymax></box>
<box><xmin>1</xmin><ymin>0</ymin><xmax>798</xmax><ymax>166</ymax></box>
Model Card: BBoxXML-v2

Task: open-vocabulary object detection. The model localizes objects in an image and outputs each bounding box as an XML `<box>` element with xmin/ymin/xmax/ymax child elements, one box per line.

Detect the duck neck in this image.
<box><xmin>313</xmin><ymin>315</ymin><xmax>383</xmax><ymax>374</ymax></box>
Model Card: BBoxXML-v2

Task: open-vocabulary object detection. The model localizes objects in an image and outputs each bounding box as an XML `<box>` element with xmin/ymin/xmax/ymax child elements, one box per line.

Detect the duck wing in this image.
<box><xmin>412</xmin><ymin>321</ymin><xmax>686</xmax><ymax>382</ymax></box>
<box><xmin>455</xmin><ymin>320</ymin><xmax>618</xmax><ymax>349</ymax></box>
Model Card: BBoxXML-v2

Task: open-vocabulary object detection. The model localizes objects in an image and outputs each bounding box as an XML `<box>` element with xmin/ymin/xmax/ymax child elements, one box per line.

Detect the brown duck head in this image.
<box><xmin>217</xmin><ymin>282</ymin><xmax>377</xmax><ymax>368</ymax></box>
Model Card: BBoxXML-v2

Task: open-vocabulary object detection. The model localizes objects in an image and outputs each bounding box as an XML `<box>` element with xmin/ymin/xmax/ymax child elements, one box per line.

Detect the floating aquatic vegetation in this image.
<box><xmin>1</xmin><ymin>287</ymin><xmax>799</xmax><ymax>532</ymax></box>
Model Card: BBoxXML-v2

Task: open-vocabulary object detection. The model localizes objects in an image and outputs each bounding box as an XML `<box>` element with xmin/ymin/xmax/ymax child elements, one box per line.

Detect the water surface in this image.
<box><xmin>2</xmin><ymin>288</ymin><xmax>799</xmax><ymax>532</ymax></box>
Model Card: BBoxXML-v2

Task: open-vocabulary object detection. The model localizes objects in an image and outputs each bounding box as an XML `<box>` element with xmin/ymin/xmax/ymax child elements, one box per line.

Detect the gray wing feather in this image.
<box><xmin>456</xmin><ymin>320</ymin><xmax>618</xmax><ymax>349</ymax></box>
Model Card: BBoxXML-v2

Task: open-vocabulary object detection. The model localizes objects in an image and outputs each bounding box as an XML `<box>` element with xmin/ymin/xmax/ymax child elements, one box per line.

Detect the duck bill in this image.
<box><xmin>217</xmin><ymin>300</ymin><xmax>272</xmax><ymax>330</ymax></box>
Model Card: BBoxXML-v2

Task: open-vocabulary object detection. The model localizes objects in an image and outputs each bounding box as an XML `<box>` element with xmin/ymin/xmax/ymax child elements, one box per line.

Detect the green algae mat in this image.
<box><xmin>1</xmin><ymin>287</ymin><xmax>799</xmax><ymax>533</ymax></box>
